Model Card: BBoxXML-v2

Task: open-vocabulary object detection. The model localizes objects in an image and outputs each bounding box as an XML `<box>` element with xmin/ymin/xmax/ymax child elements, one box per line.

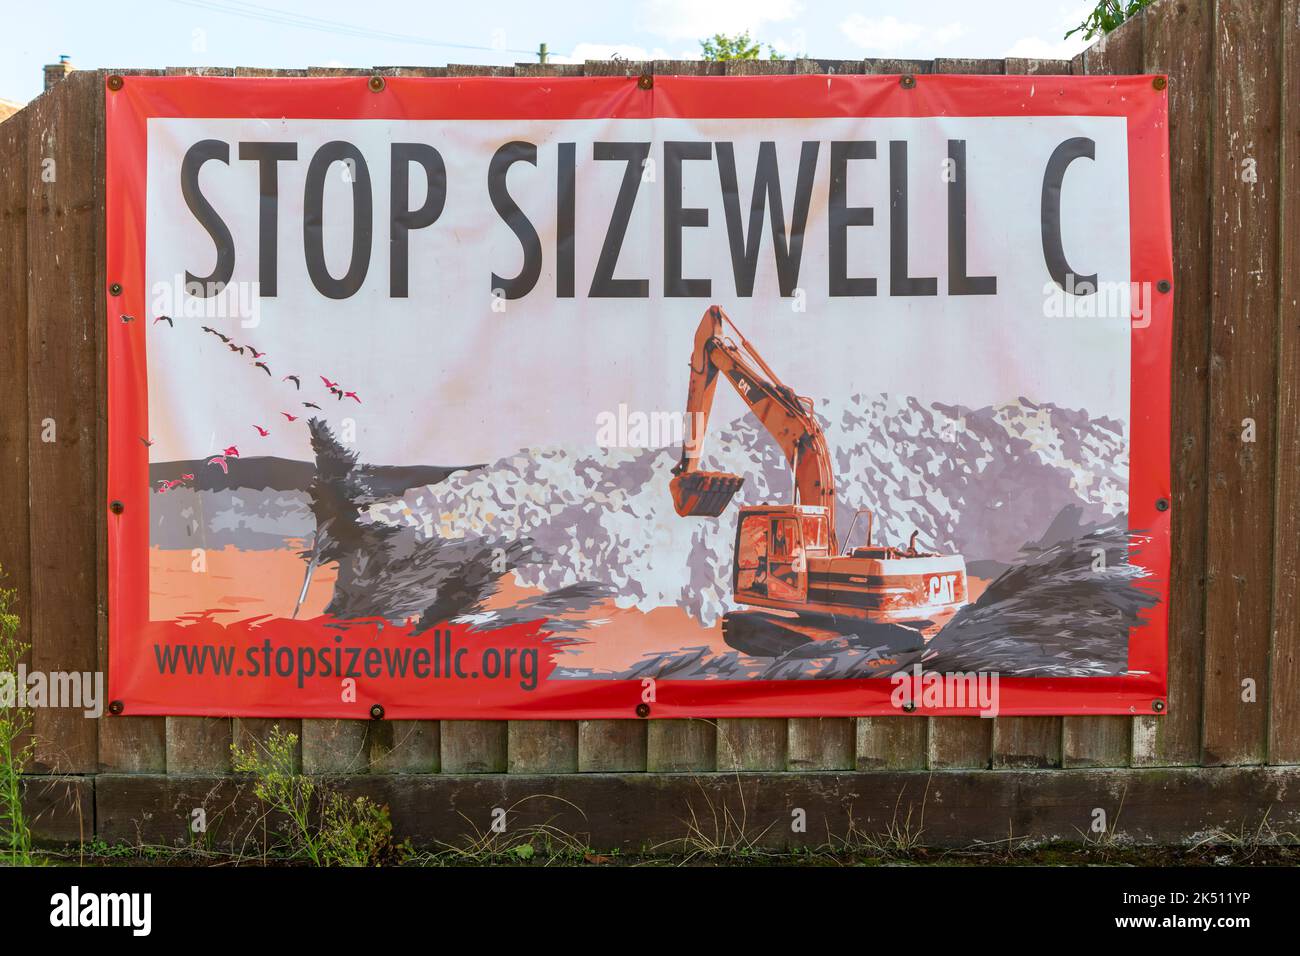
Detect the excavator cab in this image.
<box><xmin>733</xmin><ymin>505</ymin><xmax>834</xmax><ymax>607</ymax></box>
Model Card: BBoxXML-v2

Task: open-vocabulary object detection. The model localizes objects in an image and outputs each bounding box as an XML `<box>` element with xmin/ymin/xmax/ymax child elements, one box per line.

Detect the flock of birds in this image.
<box><xmin>148</xmin><ymin>316</ymin><xmax>363</xmax><ymax>492</ymax></box>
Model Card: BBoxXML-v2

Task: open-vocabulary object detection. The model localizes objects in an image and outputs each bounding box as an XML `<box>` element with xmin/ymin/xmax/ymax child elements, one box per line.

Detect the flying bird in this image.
<box><xmin>253</xmin><ymin>425</ymin><xmax>270</xmax><ymax>437</ymax></box>
<box><xmin>222</xmin><ymin>445</ymin><xmax>240</xmax><ymax>458</ymax></box>
<box><xmin>330</xmin><ymin>387</ymin><xmax>344</xmax><ymax>401</ymax></box>
<box><xmin>320</xmin><ymin>376</ymin><xmax>339</xmax><ymax>389</ymax></box>
<box><xmin>201</xmin><ymin>326</ymin><xmax>231</xmax><ymax>343</ymax></box>
<box><xmin>207</xmin><ymin>456</ymin><xmax>229</xmax><ymax>474</ymax></box>
<box><xmin>254</xmin><ymin>361</ymin><xmax>272</xmax><ymax>376</ymax></box>
<box><xmin>280</xmin><ymin>412</ymin><xmax>299</xmax><ymax>422</ymax></box>
<box><xmin>302</xmin><ymin>402</ymin><xmax>321</xmax><ymax>410</ymax></box>
<box><xmin>228</xmin><ymin>344</ymin><xmax>246</xmax><ymax>355</ymax></box>
<box><xmin>248</xmin><ymin>348</ymin><xmax>266</xmax><ymax>359</ymax></box>
<box><xmin>138</xmin><ymin>436</ymin><xmax>154</xmax><ymax>447</ymax></box>
<box><xmin>283</xmin><ymin>375</ymin><xmax>301</xmax><ymax>389</ymax></box>
<box><xmin>343</xmin><ymin>391</ymin><xmax>361</xmax><ymax>403</ymax></box>
<box><xmin>180</xmin><ymin>473</ymin><xmax>194</xmax><ymax>482</ymax></box>
<box><xmin>157</xmin><ymin>479</ymin><xmax>183</xmax><ymax>492</ymax></box>
<box><xmin>154</xmin><ymin>315</ymin><xmax>174</xmax><ymax>327</ymax></box>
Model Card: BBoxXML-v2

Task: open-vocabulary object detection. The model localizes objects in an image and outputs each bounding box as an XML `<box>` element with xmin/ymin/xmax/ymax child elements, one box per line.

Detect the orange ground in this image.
<box><xmin>149</xmin><ymin>545</ymin><xmax>990</xmax><ymax>672</ymax></box>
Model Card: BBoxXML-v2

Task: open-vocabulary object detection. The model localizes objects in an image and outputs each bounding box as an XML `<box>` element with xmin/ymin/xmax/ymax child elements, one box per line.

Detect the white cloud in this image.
<box><xmin>637</xmin><ymin>0</ymin><xmax>802</xmax><ymax>42</ymax></box>
<box><xmin>933</xmin><ymin>22</ymin><xmax>965</xmax><ymax>46</ymax></box>
<box><xmin>839</xmin><ymin>15</ymin><xmax>924</xmax><ymax>52</ymax></box>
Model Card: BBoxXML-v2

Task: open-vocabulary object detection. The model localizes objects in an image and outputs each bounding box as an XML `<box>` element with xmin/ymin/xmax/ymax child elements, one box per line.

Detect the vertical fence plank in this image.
<box><xmin>1270</xmin><ymin>0</ymin><xmax>1300</xmax><ymax>764</ymax></box>
<box><xmin>95</xmin><ymin>71</ymin><xmax>166</xmax><ymax>773</ymax></box>
<box><xmin>369</xmin><ymin>720</ymin><xmax>440</xmax><ymax>773</ymax></box>
<box><xmin>992</xmin><ymin>719</ymin><xmax>1062</xmax><ymax>769</ymax></box>
<box><xmin>1134</xmin><ymin>0</ymin><xmax>1215</xmax><ymax>767</ymax></box>
<box><xmin>508</xmin><ymin>720</ymin><xmax>578</xmax><ymax>773</ymax></box>
<box><xmin>165</xmin><ymin>717</ymin><xmax>232</xmax><ymax>774</ymax></box>
<box><xmin>926</xmin><ymin>55</ymin><xmax>1004</xmax><ymax>773</ymax></box>
<box><xmin>0</xmin><ymin>108</ymin><xmax>32</xmax><ymax>763</ymax></box>
<box><xmin>646</xmin><ymin>720</ymin><xmax>716</xmax><ymax>772</ymax></box>
<box><xmin>578</xmin><ymin>720</ymin><xmax>647</xmax><ymax>772</ymax></box>
<box><xmin>301</xmin><ymin>719</ymin><xmax>370</xmax><ymax>773</ymax></box>
<box><xmin>440</xmin><ymin>720</ymin><xmax>507</xmax><ymax>773</ymax></box>
<box><xmin>1059</xmin><ymin>8</ymin><xmax>1147</xmax><ymax>772</ymax></box>
<box><xmin>25</xmin><ymin>72</ymin><xmax>101</xmax><ymax>772</ymax></box>
<box><xmin>855</xmin><ymin>718</ymin><xmax>926</xmax><ymax>770</ymax></box>
<box><xmin>1202</xmin><ymin>0</ymin><xmax>1281</xmax><ymax>766</ymax></box>
<box><xmin>716</xmin><ymin>718</ymin><xmax>787</xmax><ymax>771</ymax></box>
<box><xmin>788</xmin><ymin>718</ymin><xmax>854</xmax><ymax>770</ymax></box>
<box><xmin>927</xmin><ymin>718</ymin><xmax>992</xmax><ymax>769</ymax></box>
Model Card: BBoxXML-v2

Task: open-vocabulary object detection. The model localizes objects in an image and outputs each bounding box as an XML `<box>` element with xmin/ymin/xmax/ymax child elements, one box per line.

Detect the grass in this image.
<box><xmin>0</xmin><ymin>572</ymin><xmax>36</xmax><ymax>866</ymax></box>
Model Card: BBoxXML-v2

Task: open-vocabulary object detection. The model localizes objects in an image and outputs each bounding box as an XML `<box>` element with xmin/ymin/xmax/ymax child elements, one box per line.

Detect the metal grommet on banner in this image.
<box><xmin>107</xmin><ymin>75</ymin><xmax>124</xmax><ymax>92</ymax></box>
<box><xmin>369</xmin><ymin>703</ymin><xmax>385</xmax><ymax>720</ymax></box>
<box><xmin>902</xmin><ymin>700</ymin><xmax>917</xmax><ymax>713</ymax></box>
<box><xmin>900</xmin><ymin>74</ymin><xmax>916</xmax><ymax>89</ymax></box>
<box><xmin>368</xmin><ymin>74</ymin><xmax>386</xmax><ymax>93</ymax></box>
<box><xmin>1152</xmin><ymin>699</ymin><xmax>1166</xmax><ymax>713</ymax></box>
<box><xmin>109</xmin><ymin>282</ymin><xmax>123</xmax><ymax>296</ymax></box>
<box><xmin>1155</xmin><ymin>498</ymin><xmax>1170</xmax><ymax>512</ymax></box>
<box><xmin>110</xmin><ymin>500</ymin><xmax>125</xmax><ymax>515</ymax></box>
<box><xmin>108</xmin><ymin>700</ymin><xmax>124</xmax><ymax>715</ymax></box>
<box><xmin>635</xmin><ymin>702</ymin><xmax>651</xmax><ymax>718</ymax></box>
<box><xmin>1152</xmin><ymin>76</ymin><xmax>1167</xmax><ymax>91</ymax></box>
<box><xmin>637</xmin><ymin>73</ymin><xmax>653</xmax><ymax>91</ymax></box>
<box><xmin>1156</xmin><ymin>279</ymin><xmax>1172</xmax><ymax>294</ymax></box>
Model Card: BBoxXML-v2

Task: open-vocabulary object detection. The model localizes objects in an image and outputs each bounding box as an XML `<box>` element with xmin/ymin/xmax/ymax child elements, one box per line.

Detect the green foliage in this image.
<box><xmin>231</xmin><ymin>726</ymin><xmax>409</xmax><ymax>866</ymax></box>
<box><xmin>0</xmin><ymin>572</ymin><xmax>35</xmax><ymax>866</ymax></box>
<box><xmin>1065</xmin><ymin>0</ymin><xmax>1154</xmax><ymax>42</ymax></box>
<box><xmin>700</xmin><ymin>31</ymin><xmax>786</xmax><ymax>61</ymax></box>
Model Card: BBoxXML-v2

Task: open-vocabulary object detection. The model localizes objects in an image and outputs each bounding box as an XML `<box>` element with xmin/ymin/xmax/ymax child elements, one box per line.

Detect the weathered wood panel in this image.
<box><xmin>716</xmin><ymin>718</ymin><xmax>787</xmax><ymax>771</ymax></box>
<box><xmin>646</xmin><ymin>719</ymin><xmax>716</xmax><ymax>772</ymax></box>
<box><xmin>578</xmin><ymin>720</ymin><xmax>647</xmax><ymax>772</ymax></box>
<box><xmin>301</xmin><ymin>719</ymin><xmax>369</xmax><ymax>774</ymax></box>
<box><xmin>1132</xmin><ymin>0</ymin><xmax>1214</xmax><ymax>769</ymax></box>
<box><xmin>788</xmin><ymin>718</ymin><xmax>854</xmax><ymax>770</ymax></box>
<box><xmin>440</xmin><ymin>721</ymin><xmax>507</xmax><ymax>773</ymax></box>
<box><xmin>94</xmin><ymin>767</ymin><xmax>1300</xmax><ymax>851</ymax></box>
<box><xmin>1201</xmin><ymin>0</ymin><xmax>1281</xmax><ymax>766</ymax></box>
<box><xmin>856</xmin><ymin>717</ymin><xmax>927</xmax><ymax>770</ymax></box>
<box><xmin>0</xmin><ymin>108</ymin><xmax>33</xmax><ymax>764</ymax></box>
<box><xmin>1271</xmin><ymin>0</ymin><xmax>1300</xmax><ymax>765</ymax></box>
<box><xmin>96</xmin><ymin>71</ymin><xmax>166</xmax><ymax>773</ymax></box>
<box><xmin>369</xmin><ymin>720</ymin><xmax>440</xmax><ymax>773</ymax></box>
<box><xmin>25</xmin><ymin>72</ymin><xmax>101</xmax><ymax>773</ymax></box>
<box><xmin>508</xmin><ymin>720</ymin><xmax>578</xmax><ymax>773</ymax></box>
<box><xmin>165</xmin><ymin>716</ymin><xmax>231</xmax><ymax>774</ymax></box>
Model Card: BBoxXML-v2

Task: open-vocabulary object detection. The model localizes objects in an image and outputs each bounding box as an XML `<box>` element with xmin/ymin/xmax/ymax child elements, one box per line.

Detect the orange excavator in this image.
<box><xmin>669</xmin><ymin>305</ymin><xmax>969</xmax><ymax>656</ymax></box>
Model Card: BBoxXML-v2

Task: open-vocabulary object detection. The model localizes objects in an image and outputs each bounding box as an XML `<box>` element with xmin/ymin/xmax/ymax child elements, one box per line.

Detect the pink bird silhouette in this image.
<box><xmin>207</xmin><ymin>456</ymin><xmax>229</xmax><ymax>474</ymax></box>
<box><xmin>157</xmin><ymin>479</ymin><xmax>183</xmax><ymax>492</ymax></box>
<box><xmin>281</xmin><ymin>412</ymin><xmax>299</xmax><ymax>422</ymax></box>
<box><xmin>320</xmin><ymin>376</ymin><xmax>339</xmax><ymax>389</ymax></box>
<box><xmin>180</xmin><ymin>473</ymin><xmax>194</xmax><ymax>482</ymax></box>
<box><xmin>343</xmin><ymin>391</ymin><xmax>361</xmax><ymax>403</ymax></box>
<box><xmin>222</xmin><ymin>445</ymin><xmax>240</xmax><ymax>458</ymax></box>
<box><xmin>253</xmin><ymin>425</ymin><xmax>270</xmax><ymax>437</ymax></box>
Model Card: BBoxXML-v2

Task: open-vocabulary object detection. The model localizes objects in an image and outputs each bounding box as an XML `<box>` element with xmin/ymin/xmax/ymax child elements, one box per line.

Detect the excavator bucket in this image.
<box><xmin>670</xmin><ymin>471</ymin><xmax>745</xmax><ymax>517</ymax></box>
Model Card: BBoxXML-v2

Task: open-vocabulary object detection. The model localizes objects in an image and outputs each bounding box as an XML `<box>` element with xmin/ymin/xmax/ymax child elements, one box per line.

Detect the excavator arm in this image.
<box><xmin>669</xmin><ymin>306</ymin><xmax>838</xmax><ymax>545</ymax></box>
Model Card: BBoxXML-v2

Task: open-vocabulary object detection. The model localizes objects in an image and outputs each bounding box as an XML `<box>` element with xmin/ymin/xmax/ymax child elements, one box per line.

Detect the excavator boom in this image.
<box><xmin>669</xmin><ymin>306</ymin><xmax>837</xmax><ymax>545</ymax></box>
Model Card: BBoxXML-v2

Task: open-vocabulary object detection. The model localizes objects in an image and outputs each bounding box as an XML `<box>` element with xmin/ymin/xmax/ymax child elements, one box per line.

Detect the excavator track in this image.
<box><xmin>721</xmin><ymin>609</ymin><xmax>927</xmax><ymax>658</ymax></box>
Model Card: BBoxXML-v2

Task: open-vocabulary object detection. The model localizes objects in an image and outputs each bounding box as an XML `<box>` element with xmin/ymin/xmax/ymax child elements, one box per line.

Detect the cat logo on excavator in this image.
<box><xmin>669</xmin><ymin>306</ymin><xmax>969</xmax><ymax>656</ymax></box>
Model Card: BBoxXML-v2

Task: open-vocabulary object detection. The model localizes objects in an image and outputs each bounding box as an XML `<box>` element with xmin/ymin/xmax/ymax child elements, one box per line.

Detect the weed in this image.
<box><xmin>0</xmin><ymin>573</ymin><xmax>36</xmax><ymax>866</ymax></box>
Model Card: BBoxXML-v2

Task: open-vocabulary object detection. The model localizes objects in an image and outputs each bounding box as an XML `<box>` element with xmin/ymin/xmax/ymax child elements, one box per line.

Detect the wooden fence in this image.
<box><xmin>2</xmin><ymin>0</ymin><xmax>1298</xmax><ymax>848</ymax></box>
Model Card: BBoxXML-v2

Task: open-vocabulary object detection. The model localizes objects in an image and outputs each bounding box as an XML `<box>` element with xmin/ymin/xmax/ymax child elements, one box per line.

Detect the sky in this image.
<box><xmin>1</xmin><ymin>0</ymin><xmax>1097</xmax><ymax>105</ymax></box>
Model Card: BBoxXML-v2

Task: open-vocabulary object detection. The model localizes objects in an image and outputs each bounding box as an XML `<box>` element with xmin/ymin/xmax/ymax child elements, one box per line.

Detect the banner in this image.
<box><xmin>105</xmin><ymin>73</ymin><xmax>1172</xmax><ymax>718</ymax></box>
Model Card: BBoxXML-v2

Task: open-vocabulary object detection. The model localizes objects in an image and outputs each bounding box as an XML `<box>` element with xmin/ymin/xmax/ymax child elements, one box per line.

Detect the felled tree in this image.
<box><xmin>293</xmin><ymin>419</ymin><xmax>398</xmax><ymax>619</ymax></box>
